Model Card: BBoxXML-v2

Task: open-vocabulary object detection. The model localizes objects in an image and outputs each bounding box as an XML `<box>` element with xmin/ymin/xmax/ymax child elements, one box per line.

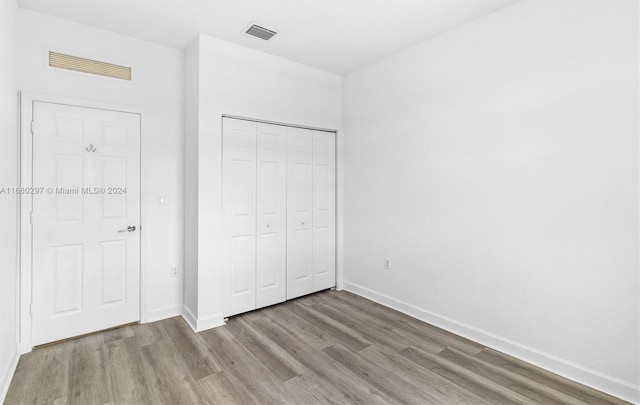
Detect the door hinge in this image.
<box><xmin>29</xmin><ymin>302</ymin><xmax>33</xmax><ymax>315</ymax></box>
<box><xmin>29</xmin><ymin>211</ymin><xmax>34</xmax><ymax>225</ymax></box>
<box><xmin>30</xmin><ymin>121</ymin><xmax>34</xmax><ymax>135</ymax></box>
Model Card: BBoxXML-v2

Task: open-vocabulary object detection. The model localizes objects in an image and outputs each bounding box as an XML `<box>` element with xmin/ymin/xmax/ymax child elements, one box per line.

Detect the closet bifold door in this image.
<box><xmin>256</xmin><ymin>123</ymin><xmax>287</xmax><ymax>309</ymax></box>
<box><xmin>222</xmin><ymin>118</ymin><xmax>257</xmax><ymax>316</ymax></box>
<box><xmin>312</xmin><ymin>131</ymin><xmax>336</xmax><ymax>291</ymax></box>
<box><xmin>286</xmin><ymin>127</ymin><xmax>314</xmax><ymax>299</ymax></box>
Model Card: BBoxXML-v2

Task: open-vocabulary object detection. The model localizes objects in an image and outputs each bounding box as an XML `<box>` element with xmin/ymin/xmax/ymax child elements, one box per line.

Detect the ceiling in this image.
<box><xmin>17</xmin><ymin>0</ymin><xmax>519</xmax><ymax>75</ymax></box>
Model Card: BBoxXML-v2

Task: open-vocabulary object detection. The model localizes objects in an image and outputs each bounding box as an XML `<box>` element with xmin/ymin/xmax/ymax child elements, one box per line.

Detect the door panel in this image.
<box><xmin>222</xmin><ymin>118</ymin><xmax>257</xmax><ymax>316</ymax></box>
<box><xmin>312</xmin><ymin>131</ymin><xmax>336</xmax><ymax>291</ymax></box>
<box><xmin>287</xmin><ymin>127</ymin><xmax>313</xmax><ymax>299</ymax></box>
<box><xmin>232</xmin><ymin>160</ymin><xmax>254</xmax><ymax>216</ymax></box>
<box><xmin>292</xmin><ymin>229</ymin><xmax>312</xmax><ymax>280</ymax></box>
<box><xmin>51</xmin><ymin>244</ymin><xmax>83</xmax><ymax>315</ymax></box>
<box><xmin>100</xmin><ymin>240</ymin><xmax>127</xmax><ymax>305</ymax></box>
<box><xmin>32</xmin><ymin>102</ymin><xmax>140</xmax><ymax>346</ymax></box>
<box><xmin>256</xmin><ymin>123</ymin><xmax>287</xmax><ymax>309</ymax></box>
<box><xmin>258</xmin><ymin>233</ymin><xmax>277</xmax><ymax>286</ymax></box>
<box><xmin>102</xmin><ymin>157</ymin><xmax>127</xmax><ymax>218</ymax></box>
<box><xmin>53</xmin><ymin>155</ymin><xmax>84</xmax><ymax>222</ymax></box>
<box><xmin>231</xmin><ymin>235</ymin><xmax>253</xmax><ymax>295</ymax></box>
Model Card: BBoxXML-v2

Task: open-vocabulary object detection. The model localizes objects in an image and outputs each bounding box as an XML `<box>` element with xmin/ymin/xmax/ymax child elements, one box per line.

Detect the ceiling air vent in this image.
<box><xmin>245</xmin><ymin>24</ymin><xmax>277</xmax><ymax>41</ymax></box>
<box><xmin>49</xmin><ymin>51</ymin><xmax>132</xmax><ymax>81</ymax></box>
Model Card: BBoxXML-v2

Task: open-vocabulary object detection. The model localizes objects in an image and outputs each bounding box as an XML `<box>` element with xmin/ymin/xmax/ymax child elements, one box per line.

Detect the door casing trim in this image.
<box><xmin>19</xmin><ymin>92</ymin><xmax>147</xmax><ymax>354</ymax></box>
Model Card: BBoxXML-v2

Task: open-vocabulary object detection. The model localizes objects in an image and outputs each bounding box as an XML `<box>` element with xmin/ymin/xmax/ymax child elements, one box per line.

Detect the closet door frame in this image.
<box><xmin>221</xmin><ymin>115</ymin><xmax>338</xmax><ymax>316</ymax></box>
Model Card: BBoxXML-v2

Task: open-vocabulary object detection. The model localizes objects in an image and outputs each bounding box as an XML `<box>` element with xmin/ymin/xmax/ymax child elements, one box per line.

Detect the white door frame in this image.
<box><xmin>19</xmin><ymin>92</ymin><xmax>148</xmax><ymax>354</ymax></box>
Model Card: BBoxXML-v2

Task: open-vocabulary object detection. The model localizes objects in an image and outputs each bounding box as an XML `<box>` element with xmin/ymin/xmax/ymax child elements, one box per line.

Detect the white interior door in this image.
<box><xmin>256</xmin><ymin>123</ymin><xmax>287</xmax><ymax>309</ymax></box>
<box><xmin>286</xmin><ymin>127</ymin><xmax>314</xmax><ymax>299</ymax></box>
<box><xmin>312</xmin><ymin>131</ymin><xmax>336</xmax><ymax>291</ymax></box>
<box><xmin>31</xmin><ymin>101</ymin><xmax>141</xmax><ymax>346</ymax></box>
<box><xmin>222</xmin><ymin>118</ymin><xmax>257</xmax><ymax>316</ymax></box>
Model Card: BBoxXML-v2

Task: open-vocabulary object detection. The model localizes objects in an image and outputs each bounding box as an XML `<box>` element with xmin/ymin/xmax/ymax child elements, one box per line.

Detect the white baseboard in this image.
<box><xmin>181</xmin><ymin>304</ymin><xmax>198</xmax><ymax>331</ymax></box>
<box><xmin>142</xmin><ymin>304</ymin><xmax>182</xmax><ymax>324</ymax></box>
<box><xmin>181</xmin><ymin>305</ymin><xmax>226</xmax><ymax>333</ymax></box>
<box><xmin>0</xmin><ymin>343</ymin><xmax>20</xmax><ymax>404</ymax></box>
<box><xmin>343</xmin><ymin>281</ymin><xmax>640</xmax><ymax>404</ymax></box>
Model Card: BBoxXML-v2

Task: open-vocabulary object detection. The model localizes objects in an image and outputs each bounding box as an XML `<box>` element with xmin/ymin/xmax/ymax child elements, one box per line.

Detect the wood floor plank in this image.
<box><xmin>323</xmin><ymin>343</ymin><xmax>444</xmax><ymax>404</ymax></box>
<box><xmin>162</xmin><ymin>316</ymin><xmax>219</xmax><ymax>380</ymax></box>
<box><xmin>250</xmin><ymin>316</ymin><xmax>392</xmax><ymax>405</ymax></box>
<box><xmin>225</xmin><ymin>316</ymin><xmax>305</xmax><ymax>381</ymax></box>
<box><xmin>328</xmin><ymin>290</ymin><xmax>484</xmax><ymax>355</ymax></box>
<box><xmin>199</xmin><ymin>327</ymin><xmax>291</xmax><ymax>404</ymax></box>
<box><xmin>5</xmin><ymin>340</ymin><xmax>73</xmax><ymax>405</ymax></box>
<box><xmin>248</xmin><ymin>309</ymin><xmax>369</xmax><ymax>403</ymax></box>
<box><xmin>399</xmin><ymin>346</ymin><xmax>533</xmax><ymax>404</ymax></box>
<box><xmin>6</xmin><ymin>290</ymin><xmax>630</xmax><ymax>405</ymax></box>
<box><xmin>281</xmin><ymin>376</ymin><xmax>332</xmax><ymax>404</ymax></box>
<box><xmin>438</xmin><ymin>347</ymin><xmax>587</xmax><ymax>404</ymax></box>
<box><xmin>140</xmin><ymin>337</ymin><xmax>212</xmax><ymax>404</ymax></box>
<box><xmin>283</xmin><ymin>300</ymin><xmax>372</xmax><ymax>352</ymax></box>
<box><xmin>67</xmin><ymin>339</ymin><xmax>114</xmax><ymax>405</ymax></box>
<box><xmin>105</xmin><ymin>335</ymin><xmax>158</xmax><ymax>405</ymax></box>
<box><xmin>360</xmin><ymin>344</ymin><xmax>489</xmax><ymax>404</ymax></box>
<box><xmin>317</xmin><ymin>291</ymin><xmax>448</xmax><ymax>354</ymax></box>
<box><xmin>309</xmin><ymin>301</ymin><xmax>411</xmax><ymax>352</ymax></box>
<box><xmin>475</xmin><ymin>348</ymin><xmax>628</xmax><ymax>405</ymax></box>
<box><xmin>197</xmin><ymin>371</ymin><xmax>253</xmax><ymax>405</ymax></box>
<box><xmin>133</xmin><ymin>320</ymin><xmax>169</xmax><ymax>347</ymax></box>
<box><xmin>101</xmin><ymin>324</ymin><xmax>137</xmax><ymax>346</ymax></box>
<box><xmin>292</xmin><ymin>370</ymin><xmax>369</xmax><ymax>405</ymax></box>
<box><xmin>3</xmin><ymin>352</ymin><xmax>42</xmax><ymax>405</ymax></box>
<box><xmin>260</xmin><ymin>304</ymin><xmax>343</xmax><ymax>350</ymax></box>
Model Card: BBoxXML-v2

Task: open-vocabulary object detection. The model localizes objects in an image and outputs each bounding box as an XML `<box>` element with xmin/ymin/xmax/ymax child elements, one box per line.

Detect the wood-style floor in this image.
<box><xmin>5</xmin><ymin>290</ymin><xmax>628</xmax><ymax>405</ymax></box>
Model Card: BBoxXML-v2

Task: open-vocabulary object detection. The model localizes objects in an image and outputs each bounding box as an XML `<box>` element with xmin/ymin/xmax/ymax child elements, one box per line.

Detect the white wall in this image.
<box><xmin>184</xmin><ymin>34</ymin><xmax>343</xmax><ymax>328</ymax></box>
<box><xmin>17</xmin><ymin>10</ymin><xmax>185</xmax><ymax>323</ymax></box>
<box><xmin>0</xmin><ymin>1</ymin><xmax>20</xmax><ymax>402</ymax></box>
<box><xmin>343</xmin><ymin>0</ymin><xmax>639</xmax><ymax>402</ymax></box>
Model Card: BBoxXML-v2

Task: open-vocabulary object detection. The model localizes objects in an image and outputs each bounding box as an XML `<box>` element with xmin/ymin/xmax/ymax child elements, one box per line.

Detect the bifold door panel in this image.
<box><xmin>31</xmin><ymin>102</ymin><xmax>141</xmax><ymax>346</ymax></box>
<box><xmin>222</xmin><ymin>119</ymin><xmax>258</xmax><ymax>316</ymax></box>
<box><xmin>256</xmin><ymin>123</ymin><xmax>287</xmax><ymax>308</ymax></box>
<box><xmin>286</xmin><ymin>127</ymin><xmax>314</xmax><ymax>300</ymax></box>
<box><xmin>312</xmin><ymin>131</ymin><xmax>337</xmax><ymax>291</ymax></box>
<box><xmin>222</xmin><ymin>117</ymin><xmax>336</xmax><ymax>317</ymax></box>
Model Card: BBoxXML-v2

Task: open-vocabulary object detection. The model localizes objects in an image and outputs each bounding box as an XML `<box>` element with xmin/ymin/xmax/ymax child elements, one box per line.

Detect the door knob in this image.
<box><xmin>301</xmin><ymin>221</ymin><xmax>306</xmax><ymax>226</ymax></box>
<box><xmin>266</xmin><ymin>224</ymin><xmax>271</xmax><ymax>228</ymax></box>
<box><xmin>118</xmin><ymin>225</ymin><xmax>136</xmax><ymax>233</ymax></box>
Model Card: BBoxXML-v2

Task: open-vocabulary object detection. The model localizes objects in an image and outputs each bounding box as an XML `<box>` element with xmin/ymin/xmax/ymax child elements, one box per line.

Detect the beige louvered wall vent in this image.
<box><xmin>49</xmin><ymin>52</ymin><xmax>132</xmax><ymax>81</ymax></box>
